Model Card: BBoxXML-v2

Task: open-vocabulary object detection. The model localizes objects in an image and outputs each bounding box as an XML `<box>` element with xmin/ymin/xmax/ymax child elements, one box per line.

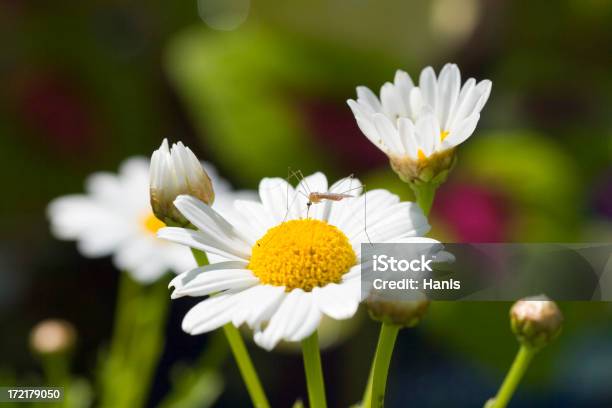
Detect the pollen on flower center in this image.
<box><xmin>248</xmin><ymin>219</ymin><xmax>357</xmax><ymax>292</ymax></box>
<box><xmin>142</xmin><ymin>212</ymin><xmax>165</xmax><ymax>234</ymax></box>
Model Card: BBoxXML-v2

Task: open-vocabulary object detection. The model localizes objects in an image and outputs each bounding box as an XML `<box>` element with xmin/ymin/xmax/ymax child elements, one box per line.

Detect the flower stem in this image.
<box><xmin>159</xmin><ymin>330</ymin><xmax>228</xmax><ymax>408</ymax></box>
<box><xmin>491</xmin><ymin>345</ymin><xmax>537</xmax><ymax>408</ymax></box>
<box><xmin>223</xmin><ymin>324</ymin><xmax>270</xmax><ymax>408</ymax></box>
<box><xmin>364</xmin><ymin>323</ymin><xmax>400</xmax><ymax>408</ymax></box>
<box><xmin>190</xmin><ymin>249</ymin><xmax>270</xmax><ymax>408</ymax></box>
<box><xmin>411</xmin><ymin>183</ymin><xmax>436</xmax><ymax>216</ymax></box>
<box><xmin>100</xmin><ymin>273</ymin><xmax>169</xmax><ymax>408</ymax></box>
<box><xmin>301</xmin><ymin>332</ymin><xmax>327</xmax><ymax>408</ymax></box>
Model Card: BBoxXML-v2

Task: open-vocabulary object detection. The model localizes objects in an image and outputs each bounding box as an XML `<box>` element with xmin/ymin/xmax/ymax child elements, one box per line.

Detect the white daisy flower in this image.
<box><xmin>47</xmin><ymin>157</ymin><xmax>247</xmax><ymax>284</ymax></box>
<box><xmin>348</xmin><ymin>63</ymin><xmax>491</xmax><ymax>160</ymax></box>
<box><xmin>348</xmin><ymin>64</ymin><xmax>491</xmax><ymax>184</ymax></box>
<box><xmin>160</xmin><ymin>172</ymin><xmax>431</xmax><ymax>350</ymax></box>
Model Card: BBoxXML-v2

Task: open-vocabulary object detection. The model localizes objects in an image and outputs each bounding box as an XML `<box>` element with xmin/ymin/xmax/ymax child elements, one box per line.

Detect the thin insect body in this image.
<box><xmin>287</xmin><ymin>169</ymin><xmax>358</xmax><ymax>217</ymax></box>
<box><xmin>288</xmin><ymin>169</ymin><xmax>372</xmax><ymax>245</ymax></box>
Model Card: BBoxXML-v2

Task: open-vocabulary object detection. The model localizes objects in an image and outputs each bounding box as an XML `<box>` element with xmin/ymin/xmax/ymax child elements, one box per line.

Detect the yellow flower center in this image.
<box><xmin>440</xmin><ymin>130</ymin><xmax>450</xmax><ymax>141</ymax></box>
<box><xmin>141</xmin><ymin>212</ymin><xmax>165</xmax><ymax>234</ymax></box>
<box><xmin>248</xmin><ymin>219</ymin><xmax>356</xmax><ymax>291</ymax></box>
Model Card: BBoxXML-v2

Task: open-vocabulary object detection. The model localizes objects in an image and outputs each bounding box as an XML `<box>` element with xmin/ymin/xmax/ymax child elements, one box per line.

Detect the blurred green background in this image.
<box><xmin>1</xmin><ymin>0</ymin><xmax>611</xmax><ymax>406</ymax></box>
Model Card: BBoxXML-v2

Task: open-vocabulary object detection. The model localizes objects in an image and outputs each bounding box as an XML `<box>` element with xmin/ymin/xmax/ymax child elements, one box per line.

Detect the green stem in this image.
<box><xmin>362</xmin><ymin>363</ymin><xmax>374</xmax><ymax>407</ymax></box>
<box><xmin>100</xmin><ymin>273</ymin><xmax>169</xmax><ymax>408</ymax></box>
<box><xmin>41</xmin><ymin>353</ymin><xmax>71</xmax><ymax>408</ymax></box>
<box><xmin>159</xmin><ymin>330</ymin><xmax>229</xmax><ymax>408</ymax></box>
<box><xmin>364</xmin><ymin>323</ymin><xmax>400</xmax><ymax>408</ymax></box>
<box><xmin>190</xmin><ymin>249</ymin><xmax>270</xmax><ymax>408</ymax></box>
<box><xmin>411</xmin><ymin>183</ymin><xmax>436</xmax><ymax>216</ymax></box>
<box><xmin>129</xmin><ymin>279</ymin><xmax>170</xmax><ymax>407</ymax></box>
<box><xmin>492</xmin><ymin>345</ymin><xmax>537</xmax><ymax>408</ymax></box>
<box><xmin>362</xmin><ymin>184</ymin><xmax>437</xmax><ymax>407</ymax></box>
<box><xmin>224</xmin><ymin>324</ymin><xmax>270</xmax><ymax>408</ymax></box>
<box><xmin>301</xmin><ymin>332</ymin><xmax>327</xmax><ymax>408</ymax></box>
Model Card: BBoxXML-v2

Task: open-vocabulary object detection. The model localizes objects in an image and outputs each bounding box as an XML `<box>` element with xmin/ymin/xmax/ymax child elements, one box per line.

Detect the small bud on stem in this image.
<box><xmin>30</xmin><ymin>319</ymin><xmax>76</xmax><ymax>355</ymax></box>
<box><xmin>150</xmin><ymin>139</ymin><xmax>214</xmax><ymax>226</ymax></box>
<box><xmin>510</xmin><ymin>295</ymin><xmax>563</xmax><ymax>350</ymax></box>
<box><xmin>366</xmin><ymin>292</ymin><xmax>430</xmax><ymax>328</ymax></box>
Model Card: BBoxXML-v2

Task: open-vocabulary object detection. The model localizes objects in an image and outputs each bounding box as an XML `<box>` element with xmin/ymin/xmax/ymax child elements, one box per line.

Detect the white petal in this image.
<box><xmin>437</xmin><ymin>63</ymin><xmax>461</xmax><ymax>130</ymax></box>
<box><xmin>172</xmin><ymin>269</ymin><xmax>258</xmax><ymax>298</ymax></box>
<box><xmin>414</xmin><ymin>114</ymin><xmax>439</xmax><ymax>156</ymax></box>
<box><xmin>295</xmin><ymin>172</ymin><xmax>328</xmax><ymax>198</ymax></box>
<box><xmin>408</xmin><ymin>87</ymin><xmax>425</xmax><ymax>119</ymax></box>
<box><xmin>182</xmin><ymin>291</ymin><xmax>244</xmax><ymax>334</ymax></box>
<box><xmin>449</xmin><ymin>78</ymin><xmax>491</xmax><ymax>129</ymax></box>
<box><xmin>123</xmin><ymin>250</ymin><xmax>169</xmax><ymax>284</ymax></box>
<box><xmin>259</xmin><ymin>177</ymin><xmax>296</xmax><ymax>223</ymax></box>
<box><xmin>394</xmin><ymin>70</ymin><xmax>415</xmax><ymax>113</ymax></box>
<box><xmin>356</xmin><ymin>86</ymin><xmax>382</xmax><ymax>112</ymax></box>
<box><xmin>169</xmin><ymin>261</ymin><xmax>248</xmax><ymax>291</ymax></box>
<box><xmin>254</xmin><ymin>289</ymin><xmax>304</xmax><ymax>350</ymax></box>
<box><xmin>314</xmin><ymin>283</ymin><xmax>359</xmax><ymax>320</ymax></box>
<box><xmin>47</xmin><ymin>196</ymin><xmax>130</xmax><ymax>256</ymax></box>
<box><xmin>442</xmin><ymin>113</ymin><xmax>480</xmax><ymax>148</ymax></box>
<box><xmin>419</xmin><ymin>66</ymin><xmax>438</xmax><ymax>110</ymax></box>
<box><xmin>448</xmin><ymin>77</ymin><xmax>476</xmax><ymax>128</ymax></box>
<box><xmin>373</xmin><ymin>113</ymin><xmax>404</xmax><ymax>154</ymax></box>
<box><xmin>174</xmin><ymin>195</ymin><xmax>252</xmax><ymax>250</ymax></box>
<box><xmin>289</xmin><ymin>295</ymin><xmax>322</xmax><ymax>342</ymax></box>
<box><xmin>474</xmin><ymin>79</ymin><xmax>492</xmax><ymax>113</ymax></box>
<box><xmin>398</xmin><ymin>118</ymin><xmax>419</xmax><ymax>158</ymax></box>
<box><xmin>230</xmin><ymin>285</ymin><xmax>284</xmax><ymax>328</ymax></box>
<box><xmin>380</xmin><ymin>82</ymin><xmax>406</xmax><ymax>119</ymax></box>
<box><xmin>351</xmin><ymin>201</ymin><xmax>430</xmax><ymax>244</ymax></box>
<box><xmin>244</xmin><ymin>286</ymin><xmax>287</xmax><ymax>328</ymax></box>
<box><xmin>158</xmin><ymin>227</ymin><xmax>250</xmax><ymax>261</ymax></box>
<box><xmin>232</xmin><ymin>200</ymin><xmax>276</xmax><ymax>238</ymax></box>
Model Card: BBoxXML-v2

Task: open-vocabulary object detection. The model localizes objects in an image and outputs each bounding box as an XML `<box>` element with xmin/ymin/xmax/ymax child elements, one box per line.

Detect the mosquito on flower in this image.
<box><xmin>284</xmin><ymin>168</ymin><xmax>373</xmax><ymax>243</ymax></box>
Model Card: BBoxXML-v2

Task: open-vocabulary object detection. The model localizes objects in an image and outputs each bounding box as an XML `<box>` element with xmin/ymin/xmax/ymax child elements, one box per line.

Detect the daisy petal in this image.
<box><xmin>172</xmin><ymin>269</ymin><xmax>258</xmax><ymax>298</ymax></box>
<box><xmin>419</xmin><ymin>66</ymin><xmax>438</xmax><ymax>109</ymax></box>
<box><xmin>244</xmin><ymin>286</ymin><xmax>287</xmax><ymax>328</ymax></box>
<box><xmin>442</xmin><ymin>113</ymin><xmax>480</xmax><ymax>148</ymax></box>
<box><xmin>254</xmin><ymin>289</ymin><xmax>304</xmax><ymax>350</ymax></box>
<box><xmin>398</xmin><ymin>118</ymin><xmax>419</xmax><ymax>158</ymax></box>
<box><xmin>182</xmin><ymin>292</ymin><xmax>243</xmax><ymax>334</ymax></box>
<box><xmin>158</xmin><ymin>227</ymin><xmax>250</xmax><ymax>261</ymax></box>
<box><xmin>437</xmin><ymin>63</ymin><xmax>461</xmax><ymax>130</ymax></box>
<box><xmin>170</xmin><ymin>261</ymin><xmax>249</xmax><ymax>291</ymax></box>
<box><xmin>289</xmin><ymin>296</ymin><xmax>322</xmax><ymax>342</ymax></box>
<box><xmin>356</xmin><ymin>86</ymin><xmax>382</xmax><ymax>112</ymax></box>
<box><xmin>315</xmin><ymin>283</ymin><xmax>359</xmax><ymax>320</ymax></box>
<box><xmin>373</xmin><ymin>113</ymin><xmax>404</xmax><ymax>155</ymax></box>
<box><xmin>231</xmin><ymin>285</ymin><xmax>284</xmax><ymax>328</ymax></box>
<box><xmin>173</xmin><ymin>195</ymin><xmax>251</xmax><ymax>249</ymax></box>
<box><xmin>414</xmin><ymin>114</ymin><xmax>439</xmax><ymax>156</ymax></box>
<box><xmin>259</xmin><ymin>177</ymin><xmax>295</xmax><ymax>223</ymax></box>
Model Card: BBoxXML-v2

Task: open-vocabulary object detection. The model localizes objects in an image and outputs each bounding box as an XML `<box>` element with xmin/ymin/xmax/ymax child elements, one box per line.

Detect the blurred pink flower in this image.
<box><xmin>432</xmin><ymin>182</ymin><xmax>511</xmax><ymax>242</ymax></box>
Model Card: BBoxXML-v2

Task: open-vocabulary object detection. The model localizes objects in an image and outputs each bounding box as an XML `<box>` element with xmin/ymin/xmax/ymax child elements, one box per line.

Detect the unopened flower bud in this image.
<box><xmin>510</xmin><ymin>296</ymin><xmax>563</xmax><ymax>349</ymax></box>
<box><xmin>30</xmin><ymin>319</ymin><xmax>76</xmax><ymax>355</ymax></box>
<box><xmin>366</xmin><ymin>292</ymin><xmax>430</xmax><ymax>328</ymax></box>
<box><xmin>389</xmin><ymin>149</ymin><xmax>457</xmax><ymax>187</ymax></box>
<box><xmin>150</xmin><ymin>139</ymin><xmax>214</xmax><ymax>226</ymax></box>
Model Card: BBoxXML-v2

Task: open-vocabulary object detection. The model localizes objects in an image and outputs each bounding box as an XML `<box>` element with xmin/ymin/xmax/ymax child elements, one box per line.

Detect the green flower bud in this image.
<box><xmin>366</xmin><ymin>292</ymin><xmax>430</xmax><ymax>328</ymax></box>
<box><xmin>510</xmin><ymin>296</ymin><xmax>563</xmax><ymax>349</ymax></box>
